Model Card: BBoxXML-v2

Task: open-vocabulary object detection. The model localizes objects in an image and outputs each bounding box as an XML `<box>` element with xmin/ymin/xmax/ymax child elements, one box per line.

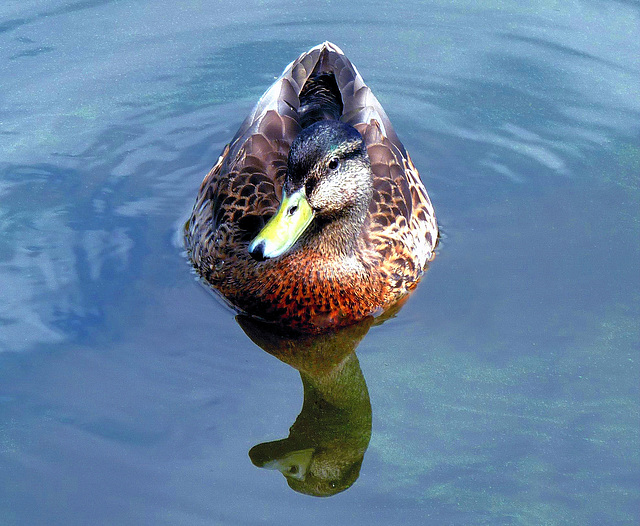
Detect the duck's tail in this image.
<box><xmin>298</xmin><ymin>71</ymin><xmax>343</xmax><ymax>128</ymax></box>
<box><xmin>229</xmin><ymin>42</ymin><xmax>404</xmax><ymax>154</ymax></box>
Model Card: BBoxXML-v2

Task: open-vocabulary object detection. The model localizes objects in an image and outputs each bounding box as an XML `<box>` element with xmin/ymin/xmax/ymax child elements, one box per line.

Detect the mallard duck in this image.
<box><xmin>185</xmin><ymin>42</ymin><xmax>437</xmax><ymax>332</ymax></box>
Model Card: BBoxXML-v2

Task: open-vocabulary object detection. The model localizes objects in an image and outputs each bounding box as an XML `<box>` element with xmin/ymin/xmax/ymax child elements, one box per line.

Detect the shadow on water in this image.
<box><xmin>236</xmin><ymin>301</ymin><xmax>408</xmax><ymax>497</ymax></box>
<box><xmin>238</xmin><ymin>315</ymin><xmax>374</xmax><ymax>497</ymax></box>
<box><xmin>230</xmin><ymin>298</ymin><xmax>406</xmax><ymax>497</ymax></box>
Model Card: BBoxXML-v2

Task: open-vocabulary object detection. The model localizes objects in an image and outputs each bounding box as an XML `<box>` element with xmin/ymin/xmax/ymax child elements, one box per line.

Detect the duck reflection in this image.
<box><xmin>236</xmin><ymin>315</ymin><xmax>377</xmax><ymax>497</ymax></box>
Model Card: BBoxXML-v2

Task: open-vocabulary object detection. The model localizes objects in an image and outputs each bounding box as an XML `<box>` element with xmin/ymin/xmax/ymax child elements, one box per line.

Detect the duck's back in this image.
<box><xmin>185</xmin><ymin>42</ymin><xmax>437</xmax><ymax>331</ymax></box>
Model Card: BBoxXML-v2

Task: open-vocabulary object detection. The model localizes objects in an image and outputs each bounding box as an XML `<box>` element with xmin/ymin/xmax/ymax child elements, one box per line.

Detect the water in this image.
<box><xmin>1</xmin><ymin>1</ymin><xmax>638</xmax><ymax>524</ymax></box>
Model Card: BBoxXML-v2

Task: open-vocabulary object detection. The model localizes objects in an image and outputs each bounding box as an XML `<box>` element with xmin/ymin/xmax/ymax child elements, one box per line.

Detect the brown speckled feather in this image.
<box><xmin>185</xmin><ymin>42</ymin><xmax>437</xmax><ymax>332</ymax></box>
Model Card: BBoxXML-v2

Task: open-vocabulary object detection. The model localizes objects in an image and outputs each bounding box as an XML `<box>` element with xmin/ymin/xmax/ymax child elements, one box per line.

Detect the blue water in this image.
<box><xmin>1</xmin><ymin>1</ymin><xmax>639</xmax><ymax>524</ymax></box>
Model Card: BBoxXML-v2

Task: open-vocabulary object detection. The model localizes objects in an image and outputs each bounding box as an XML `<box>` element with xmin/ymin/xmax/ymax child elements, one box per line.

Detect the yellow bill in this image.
<box><xmin>261</xmin><ymin>448</ymin><xmax>315</xmax><ymax>480</ymax></box>
<box><xmin>248</xmin><ymin>190</ymin><xmax>314</xmax><ymax>260</ymax></box>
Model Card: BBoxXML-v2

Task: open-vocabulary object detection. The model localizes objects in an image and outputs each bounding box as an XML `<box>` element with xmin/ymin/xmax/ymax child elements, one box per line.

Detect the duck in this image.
<box><xmin>185</xmin><ymin>42</ymin><xmax>438</xmax><ymax>333</ymax></box>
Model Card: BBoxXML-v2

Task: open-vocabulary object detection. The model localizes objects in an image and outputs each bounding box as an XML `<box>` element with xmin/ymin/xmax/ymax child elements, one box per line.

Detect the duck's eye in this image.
<box><xmin>328</xmin><ymin>157</ymin><xmax>340</xmax><ymax>170</ymax></box>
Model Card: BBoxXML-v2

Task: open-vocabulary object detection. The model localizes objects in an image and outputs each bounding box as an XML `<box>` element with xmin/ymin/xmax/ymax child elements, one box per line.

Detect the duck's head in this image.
<box><xmin>249</xmin><ymin>121</ymin><xmax>373</xmax><ymax>261</ymax></box>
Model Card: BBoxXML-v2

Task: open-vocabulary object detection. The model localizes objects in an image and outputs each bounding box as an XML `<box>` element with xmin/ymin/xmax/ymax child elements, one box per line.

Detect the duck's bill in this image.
<box><xmin>260</xmin><ymin>448</ymin><xmax>315</xmax><ymax>480</ymax></box>
<box><xmin>248</xmin><ymin>190</ymin><xmax>314</xmax><ymax>261</ymax></box>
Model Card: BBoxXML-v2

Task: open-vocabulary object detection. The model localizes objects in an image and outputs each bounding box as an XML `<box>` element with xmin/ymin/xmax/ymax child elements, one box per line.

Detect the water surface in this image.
<box><xmin>1</xmin><ymin>1</ymin><xmax>639</xmax><ymax>525</ymax></box>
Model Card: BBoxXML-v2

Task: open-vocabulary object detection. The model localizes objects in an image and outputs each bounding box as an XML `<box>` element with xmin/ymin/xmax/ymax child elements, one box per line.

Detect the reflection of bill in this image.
<box><xmin>238</xmin><ymin>315</ymin><xmax>374</xmax><ymax>497</ymax></box>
